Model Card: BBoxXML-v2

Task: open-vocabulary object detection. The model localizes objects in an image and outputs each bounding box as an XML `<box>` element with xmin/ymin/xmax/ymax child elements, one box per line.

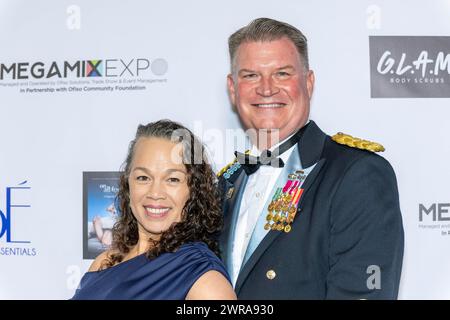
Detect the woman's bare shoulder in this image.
<box><xmin>186</xmin><ymin>270</ymin><xmax>236</xmax><ymax>300</ymax></box>
<box><xmin>88</xmin><ymin>250</ymin><xmax>115</xmax><ymax>272</ymax></box>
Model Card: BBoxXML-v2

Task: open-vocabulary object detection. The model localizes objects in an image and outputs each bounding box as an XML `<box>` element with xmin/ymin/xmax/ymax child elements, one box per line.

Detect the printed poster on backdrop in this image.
<box><xmin>83</xmin><ymin>172</ymin><xmax>120</xmax><ymax>259</ymax></box>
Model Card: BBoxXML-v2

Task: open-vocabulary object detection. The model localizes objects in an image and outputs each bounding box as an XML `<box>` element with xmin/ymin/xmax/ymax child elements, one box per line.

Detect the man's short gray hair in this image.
<box><xmin>228</xmin><ymin>17</ymin><xmax>309</xmax><ymax>74</ymax></box>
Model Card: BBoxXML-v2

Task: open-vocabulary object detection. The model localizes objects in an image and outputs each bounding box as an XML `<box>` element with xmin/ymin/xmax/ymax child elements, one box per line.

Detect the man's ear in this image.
<box><xmin>306</xmin><ymin>70</ymin><xmax>315</xmax><ymax>99</ymax></box>
<box><xmin>227</xmin><ymin>74</ymin><xmax>236</xmax><ymax>107</ymax></box>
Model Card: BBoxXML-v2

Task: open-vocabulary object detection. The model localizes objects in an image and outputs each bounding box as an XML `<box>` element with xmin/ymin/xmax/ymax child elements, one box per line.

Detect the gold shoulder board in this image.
<box><xmin>331</xmin><ymin>132</ymin><xmax>385</xmax><ymax>152</ymax></box>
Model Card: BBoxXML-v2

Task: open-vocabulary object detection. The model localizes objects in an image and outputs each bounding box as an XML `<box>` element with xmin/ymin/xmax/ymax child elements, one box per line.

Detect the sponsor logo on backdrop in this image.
<box><xmin>418</xmin><ymin>203</ymin><xmax>450</xmax><ymax>236</ymax></box>
<box><xmin>0</xmin><ymin>180</ymin><xmax>37</xmax><ymax>256</ymax></box>
<box><xmin>0</xmin><ymin>58</ymin><xmax>168</xmax><ymax>94</ymax></box>
<box><xmin>83</xmin><ymin>172</ymin><xmax>120</xmax><ymax>259</ymax></box>
<box><xmin>369</xmin><ymin>36</ymin><xmax>450</xmax><ymax>98</ymax></box>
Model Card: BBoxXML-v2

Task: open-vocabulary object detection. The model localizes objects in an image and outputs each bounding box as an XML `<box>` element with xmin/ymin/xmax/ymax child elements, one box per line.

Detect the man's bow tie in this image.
<box><xmin>234</xmin><ymin>125</ymin><xmax>306</xmax><ymax>176</ymax></box>
<box><xmin>234</xmin><ymin>149</ymin><xmax>284</xmax><ymax>175</ymax></box>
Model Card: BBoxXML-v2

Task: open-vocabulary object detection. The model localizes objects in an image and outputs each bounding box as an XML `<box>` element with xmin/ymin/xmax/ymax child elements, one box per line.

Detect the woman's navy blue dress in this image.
<box><xmin>72</xmin><ymin>242</ymin><xmax>230</xmax><ymax>300</ymax></box>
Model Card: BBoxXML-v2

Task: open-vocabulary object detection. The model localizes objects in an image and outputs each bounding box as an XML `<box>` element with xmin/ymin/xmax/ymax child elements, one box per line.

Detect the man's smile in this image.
<box><xmin>251</xmin><ymin>102</ymin><xmax>287</xmax><ymax>108</ymax></box>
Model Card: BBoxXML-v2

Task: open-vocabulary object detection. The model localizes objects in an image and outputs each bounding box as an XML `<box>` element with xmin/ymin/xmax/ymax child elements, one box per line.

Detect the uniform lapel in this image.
<box><xmin>219</xmin><ymin>170</ymin><xmax>248</xmax><ymax>273</ymax></box>
<box><xmin>234</xmin><ymin>120</ymin><xmax>328</xmax><ymax>294</ymax></box>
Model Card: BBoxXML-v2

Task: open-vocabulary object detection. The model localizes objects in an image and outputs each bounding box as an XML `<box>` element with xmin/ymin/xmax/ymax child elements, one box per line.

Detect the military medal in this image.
<box><xmin>265</xmin><ymin>171</ymin><xmax>306</xmax><ymax>233</ymax></box>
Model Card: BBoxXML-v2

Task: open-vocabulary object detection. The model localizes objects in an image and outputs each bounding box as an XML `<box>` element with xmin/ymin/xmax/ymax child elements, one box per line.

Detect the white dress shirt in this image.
<box><xmin>230</xmin><ymin>132</ymin><xmax>298</xmax><ymax>286</ymax></box>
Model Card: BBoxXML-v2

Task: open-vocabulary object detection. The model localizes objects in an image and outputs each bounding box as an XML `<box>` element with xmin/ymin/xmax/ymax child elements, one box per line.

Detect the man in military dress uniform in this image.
<box><xmin>218</xmin><ymin>18</ymin><xmax>404</xmax><ymax>299</ymax></box>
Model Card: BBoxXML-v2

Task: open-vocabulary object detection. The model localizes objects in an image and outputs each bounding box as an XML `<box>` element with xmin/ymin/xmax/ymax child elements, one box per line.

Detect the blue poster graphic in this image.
<box><xmin>83</xmin><ymin>172</ymin><xmax>120</xmax><ymax>259</ymax></box>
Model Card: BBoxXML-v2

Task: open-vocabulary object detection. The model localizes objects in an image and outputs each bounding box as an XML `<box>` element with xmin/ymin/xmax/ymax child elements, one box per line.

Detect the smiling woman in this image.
<box><xmin>72</xmin><ymin>120</ymin><xmax>236</xmax><ymax>300</ymax></box>
<box><xmin>127</xmin><ymin>137</ymin><xmax>190</xmax><ymax>243</ymax></box>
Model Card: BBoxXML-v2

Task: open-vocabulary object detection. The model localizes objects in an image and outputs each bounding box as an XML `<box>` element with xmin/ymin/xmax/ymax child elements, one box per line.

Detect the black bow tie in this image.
<box><xmin>234</xmin><ymin>149</ymin><xmax>285</xmax><ymax>175</ymax></box>
<box><xmin>234</xmin><ymin>126</ymin><xmax>305</xmax><ymax>176</ymax></box>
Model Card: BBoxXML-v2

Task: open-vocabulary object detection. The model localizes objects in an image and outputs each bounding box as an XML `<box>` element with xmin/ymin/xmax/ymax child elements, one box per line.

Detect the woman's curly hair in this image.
<box><xmin>102</xmin><ymin>120</ymin><xmax>222</xmax><ymax>269</ymax></box>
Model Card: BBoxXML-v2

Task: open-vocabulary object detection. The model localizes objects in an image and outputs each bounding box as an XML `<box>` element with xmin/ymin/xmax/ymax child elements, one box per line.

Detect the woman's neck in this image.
<box><xmin>133</xmin><ymin>240</ymin><xmax>151</xmax><ymax>256</ymax></box>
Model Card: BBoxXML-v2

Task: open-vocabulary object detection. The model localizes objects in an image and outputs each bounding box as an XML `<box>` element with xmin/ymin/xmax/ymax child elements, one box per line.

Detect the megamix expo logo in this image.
<box><xmin>0</xmin><ymin>59</ymin><xmax>167</xmax><ymax>80</ymax></box>
<box><xmin>369</xmin><ymin>36</ymin><xmax>450</xmax><ymax>98</ymax></box>
<box><xmin>0</xmin><ymin>58</ymin><xmax>168</xmax><ymax>94</ymax></box>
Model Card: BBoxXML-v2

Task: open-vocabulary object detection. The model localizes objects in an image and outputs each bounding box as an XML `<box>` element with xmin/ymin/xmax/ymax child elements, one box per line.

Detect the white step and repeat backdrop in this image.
<box><xmin>1</xmin><ymin>0</ymin><xmax>449</xmax><ymax>299</ymax></box>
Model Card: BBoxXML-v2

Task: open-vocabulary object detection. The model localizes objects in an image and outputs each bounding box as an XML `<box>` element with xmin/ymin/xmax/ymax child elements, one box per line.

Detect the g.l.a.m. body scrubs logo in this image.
<box><xmin>369</xmin><ymin>36</ymin><xmax>450</xmax><ymax>98</ymax></box>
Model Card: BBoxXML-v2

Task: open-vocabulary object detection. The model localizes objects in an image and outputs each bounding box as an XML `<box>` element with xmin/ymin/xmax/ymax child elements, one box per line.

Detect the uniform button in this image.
<box><xmin>266</xmin><ymin>269</ymin><xmax>276</xmax><ymax>280</ymax></box>
<box><xmin>245</xmin><ymin>233</ymin><xmax>249</xmax><ymax>238</ymax></box>
<box><xmin>255</xmin><ymin>192</ymin><xmax>260</xmax><ymax>198</ymax></box>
